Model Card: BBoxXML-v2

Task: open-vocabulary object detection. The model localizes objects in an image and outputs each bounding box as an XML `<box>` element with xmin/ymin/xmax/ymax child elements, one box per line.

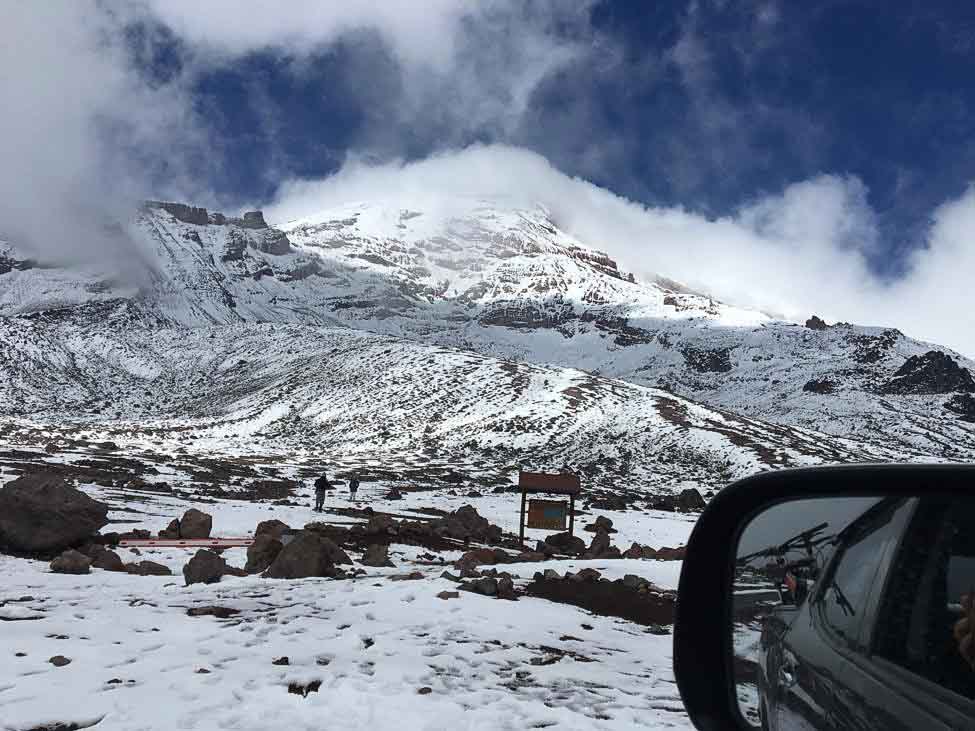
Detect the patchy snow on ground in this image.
<box><xmin>1</xmin><ymin>478</ymin><xmax>695</xmax><ymax>731</ymax></box>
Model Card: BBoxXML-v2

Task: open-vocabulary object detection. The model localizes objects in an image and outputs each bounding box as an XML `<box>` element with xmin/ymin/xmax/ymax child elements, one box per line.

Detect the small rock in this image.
<box><xmin>50</xmin><ymin>549</ymin><xmax>92</xmax><ymax>575</ymax></box>
<box><xmin>466</xmin><ymin>577</ymin><xmax>498</xmax><ymax>596</ymax></box>
<box><xmin>195</xmin><ymin>668</ymin><xmax>211</xmax><ymax>674</ymax></box>
<box><xmin>91</xmin><ymin>549</ymin><xmax>126</xmax><ymax>572</ymax></box>
<box><xmin>49</xmin><ymin>655</ymin><xmax>71</xmax><ymax>667</ymax></box>
<box><xmin>360</xmin><ymin>544</ymin><xmax>395</xmax><ymax>568</ymax></box>
<box><xmin>125</xmin><ymin>560</ymin><xmax>172</xmax><ymax>576</ymax></box>
<box><xmin>440</xmin><ymin>571</ymin><xmax>461</xmax><ymax>582</ymax></box>
<box><xmin>417</xmin><ymin>686</ymin><xmax>433</xmax><ymax>695</ymax></box>
<box><xmin>186</xmin><ymin>606</ymin><xmax>240</xmax><ymax>618</ymax></box>
<box><xmin>437</xmin><ymin>591</ymin><xmax>460</xmax><ymax>600</ymax></box>
<box><xmin>272</xmin><ymin>656</ymin><xmax>290</xmax><ymax>666</ymax></box>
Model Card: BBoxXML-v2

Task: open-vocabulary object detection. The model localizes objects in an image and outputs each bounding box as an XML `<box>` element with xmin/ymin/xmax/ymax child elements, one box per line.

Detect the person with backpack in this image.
<box><xmin>349</xmin><ymin>473</ymin><xmax>360</xmax><ymax>501</ymax></box>
<box><xmin>313</xmin><ymin>472</ymin><xmax>331</xmax><ymax>512</ymax></box>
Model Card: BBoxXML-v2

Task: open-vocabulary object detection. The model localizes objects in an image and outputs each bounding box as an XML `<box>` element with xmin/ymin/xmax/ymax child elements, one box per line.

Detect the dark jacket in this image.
<box><xmin>314</xmin><ymin>475</ymin><xmax>331</xmax><ymax>493</ymax></box>
<box><xmin>349</xmin><ymin>476</ymin><xmax>360</xmax><ymax>492</ymax></box>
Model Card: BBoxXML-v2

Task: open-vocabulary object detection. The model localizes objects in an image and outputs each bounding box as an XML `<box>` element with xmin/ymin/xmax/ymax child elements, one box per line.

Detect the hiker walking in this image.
<box><xmin>349</xmin><ymin>473</ymin><xmax>360</xmax><ymax>501</ymax></box>
<box><xmin>313</xmin><ymin>472</ymin><xmax>331</xmax><ymax>512</ymax></box>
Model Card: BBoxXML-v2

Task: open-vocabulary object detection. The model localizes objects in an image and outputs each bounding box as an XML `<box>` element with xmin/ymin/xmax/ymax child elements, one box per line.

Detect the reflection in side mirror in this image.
<box><xmin>732</xmin><ymin>496</ymin><xmax>975</xmax><ymax>729</ymax></box>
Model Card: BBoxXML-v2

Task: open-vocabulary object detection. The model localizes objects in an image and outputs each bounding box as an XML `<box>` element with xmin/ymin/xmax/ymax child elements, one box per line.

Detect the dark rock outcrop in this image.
<box><xmin>805</xmin><ymin>315</ymin><xmax>829</xmax><ymax>330</ymax></box>
<box><xmin>880</xmin><ymin>351</ymin><xmax>975</xmax><ymax>395</ymax></box>
<box><xmin>239</xmin><ymin>211</ymin><xmax>268</xmax><ymax>229</ymax></box>
<box><xmin>433</xmin><ymin>505</ymin><xmax>502</xmax><ymax>544</ymax></box>
<box><xmin>681</xmin><ymin>346</ymin><xmax>732</xmax><ymax>373</ymax></box>
<box><xmin>946</xmin><ymin>393</ymin><xmax>975</xmax><ymax>422</ymax></box>
<box><xmin>0</xmin><ymin>473</ymin><xmax>109</xmax><ymax>553</ymax></box>
<box><xmin>803</xmin><ymin>378</ymin><xmax>835</xmax><ymax>395</ymax></box>
<box><xmin>149</xmin><ymin>201</ymin><xmax>209</xmax><ymax>225</ymax></box>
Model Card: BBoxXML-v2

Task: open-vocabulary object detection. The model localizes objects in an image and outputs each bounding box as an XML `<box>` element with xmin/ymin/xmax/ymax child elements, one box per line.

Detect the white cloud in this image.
<box><xmin>266</xmin><ymin>144</ymin><xmax>975</xmax><ymax>358</ymax></box>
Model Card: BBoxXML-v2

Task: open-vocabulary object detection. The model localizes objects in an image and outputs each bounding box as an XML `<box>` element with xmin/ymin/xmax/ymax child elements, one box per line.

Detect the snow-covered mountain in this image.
<box><xmin>1</xmin><ymin>197</ymin><xmax>973</xmax><ymax>490</ymax></box>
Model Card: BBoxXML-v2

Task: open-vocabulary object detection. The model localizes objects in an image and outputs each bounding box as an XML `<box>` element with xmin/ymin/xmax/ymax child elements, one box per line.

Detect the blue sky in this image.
<box><xmin>3</xmin><ymin>1</ymin><xmax>974</xmax><ymax>354</ymax></box>
<box><xmin>130</xmin><ymin>1</ymin><xmax>975</xmax><ymax>276</ymax></box>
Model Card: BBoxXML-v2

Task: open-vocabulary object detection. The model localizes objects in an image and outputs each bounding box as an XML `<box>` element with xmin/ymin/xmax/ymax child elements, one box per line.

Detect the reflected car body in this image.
<box><xmin>757</xmin><ymin>497</ymin><xmax>974</xmax><ymax>730</ymax></box>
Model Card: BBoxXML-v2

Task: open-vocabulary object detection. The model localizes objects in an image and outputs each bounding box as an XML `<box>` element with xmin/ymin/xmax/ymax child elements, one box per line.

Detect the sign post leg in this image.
<box><xmin>569</xmin><ymin>494</ymin><xmax>575</xmax><ymax>537</ymax></box>
<box><xmin>519</xmin><ymin>488</ymin><xmax>527</xmax><ymax>546</ymax></box>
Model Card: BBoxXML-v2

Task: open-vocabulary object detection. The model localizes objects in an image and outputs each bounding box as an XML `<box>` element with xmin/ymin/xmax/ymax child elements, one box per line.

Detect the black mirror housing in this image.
<box><xmin>673</xmin><ymin>464</ymin><xmax>975</xmax><ymax>730</ymax></box>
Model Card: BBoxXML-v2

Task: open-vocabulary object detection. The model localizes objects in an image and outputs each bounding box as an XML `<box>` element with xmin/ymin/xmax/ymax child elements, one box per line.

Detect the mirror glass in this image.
<box><xmin>732</xmin><ymin>496</ymin><xmax>975</xmax><ymax>729</ymax></box>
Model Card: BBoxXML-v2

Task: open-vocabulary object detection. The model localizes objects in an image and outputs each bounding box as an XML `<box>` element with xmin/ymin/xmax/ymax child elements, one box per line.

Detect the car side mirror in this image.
<box><xmin>673</xmin><ymin>464</ymin><xmax>975</xmax><ymax>730</ymax></box>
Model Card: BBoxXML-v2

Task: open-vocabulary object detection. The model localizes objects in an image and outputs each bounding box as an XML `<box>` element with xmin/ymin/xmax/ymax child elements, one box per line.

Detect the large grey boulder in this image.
<box><xmin>183</xmin><ymin>549</ymin><xmax>228</xmax><ymax>586</ymax></box>
<box><xmin>179</xmin><ymin>508</ymin><xmax>212</xmax><ymax>539</ymax></box>
<box><xmin>245</xmin><ymin>533</ymin><xmax>283</xmax><ymax>574</ymax></box>
<box><xmin>0</xmin><ymin>473</ymin><xmax>109</xmax><ymax>553</ymax></box>
<box><xmin>264</xmin><ymin>532</ymin><xmax>349</xmax><ymax>579</ymax></box>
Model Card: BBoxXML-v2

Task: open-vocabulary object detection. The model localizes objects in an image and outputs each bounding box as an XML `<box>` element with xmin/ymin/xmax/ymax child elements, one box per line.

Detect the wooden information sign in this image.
<box><xmin>527</xmin><ymin>499</ymin><xmax>569</xmax><ymax>531</ymax></box>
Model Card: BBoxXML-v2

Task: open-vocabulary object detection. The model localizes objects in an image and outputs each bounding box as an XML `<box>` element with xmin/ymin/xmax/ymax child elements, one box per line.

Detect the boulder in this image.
<box><xmin>264</xmin><ymin>532</ymin><xmax>347</xmax><ymax>579</ymax></box>
<box><xmin>179</xmin><ymin>509</ymin><xmax>213</xmax><ymax>539</ymax></box>
<box><xmin>0</xmin><ymin>473</ymin><xmax>109</xmax><ymax>553</ymax></box>
<box><xmin>158</xmin><ymin>518</ymin><xmax>181</xmax><ymax>539</ymax></box>
<box><xmin>466</xmin><ymin>577</ymin><xmax>498</xmax><ymax>596</ymax></box>
<box><xmin>385</xmin><ymin>488</ymin><xmax>404</xmax><ymax>500</ymax></box>
<box><xmin>677</xmin><ymin>488</ymin><xmax>706</xmax><ymax>512</ymax></box>
<box><xmin>255</xmin><ymin>519</ymin><xmax>291</xmax><ymax>540</ymax></box>
<box><xmin>455</xmin><ymin>548</ymin><xmax>512</xmax><ymax>569</ymax></box>
<box><xmin>50</xmin><ymin>549</ymin><xmax>92</xmax><ymax>574</ymax></box>
<box><xmin>91</xmin><ymin>549</ymin><xmax>126</xmax><ymax>572</ymax></box>
<box><xmin>623</xmin><ymin>542</ymin><xmax>645</xmax><ymax>560</ymax></box>
<box><xmin>360</xmin><ymin>544</ymin><xmax>395</xmax><ymax>568</ymax></box>
<box><xmin>497</xmin><ymin>575</ymin><xmax>517</xmax><ymax>601</ymax></box>
<box><xmin>364</xmin><ymin>514</ymin><xmax>397</xmax><ymax>535</ymax></box>
<box><xmin>434</xmin><ymin>505</ymin><xmax>502</xmax><ymax>544</ymax></box>
<box><xmin>245</xmin><ymin>534</ymin><xmax>283</xmax><ymax>574</ymax></box>
<box><xmin>584</xmin><ymin>531</ymin><xmax>614</xmax><ymax>559</ymax></box>
<box><xmin>544</xmin><ymin>532</ymin><xmax>586</xmax><ymax>556</ymax></box>
<box><xmin>803</xmin><ymin>378</ymin><xmax>835</xmax><ymax>395</ymax></box>
<box><xmin>125</xmin><ymin>560</ymin><xmax>172</xmax><ymax>576</ymax></box>
<box><xmin>183</xmin><ymin>549</ymin><xmax>228</xmax><ymax>586</ymax></box>
<box><xmin>570</xmin><ymin>568</ymin><xmax>602</xmax><ymax>583</ymax></box>
<box><xmin>583</xmin><ymin>516</ymin><xmax>617</xmax><ymax>534</ymax></box>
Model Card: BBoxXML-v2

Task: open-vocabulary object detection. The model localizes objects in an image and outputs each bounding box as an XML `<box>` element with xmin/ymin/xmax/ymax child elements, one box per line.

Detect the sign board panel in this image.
<box><xmin>519</xmin><ymin>472</ymin><xmax>581</xmax><ymax>495</ymax></box>
<box><xmin>527</xmin><ymin>499</ymin><xmax>569</xmax><ymax>531</ymax></box>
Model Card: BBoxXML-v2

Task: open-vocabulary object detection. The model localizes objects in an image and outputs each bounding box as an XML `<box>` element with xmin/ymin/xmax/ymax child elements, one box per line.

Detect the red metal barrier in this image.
<box><xmin>118</xmin><ymin>537</ymin><xmax>255</xmax><ymax>548</ymax></box>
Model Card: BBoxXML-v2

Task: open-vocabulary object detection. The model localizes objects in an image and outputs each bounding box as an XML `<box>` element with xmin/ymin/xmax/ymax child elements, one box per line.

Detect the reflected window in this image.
<box><xmin>874</xmin><ymin>497</ymin><xmax>975</xmax><ymax>701</ymax></box>
<box><xmin>819</xmin><ymin>499</ymin><xmax>910</xmax><ymax>650</ymax></box>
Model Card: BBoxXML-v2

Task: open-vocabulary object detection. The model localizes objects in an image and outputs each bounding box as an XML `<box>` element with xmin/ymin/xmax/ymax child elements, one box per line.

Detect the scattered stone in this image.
<box><xmin>360</xmin><ymin>543</ymin><xmax>395</xmax><ymax>568</ymax></box>
<box><xmin>91</xmin><ymin>549</ymin><xmax>126</xmax><ymax>572</ymax></box>
<box><xmin>584</xmin><ymin>532</ymin><xmax>612</xmax><ymax>559</ymax></box>
<box><xmin>433</xmin><ymin>505</ymin><xmax>502</xmax><ymax>544</ymax></box>
<box><xmin>417</xmin><ymin>686</ymin><xmax>433</xmax><ymax>695</ymax></box>
<box><xmin>437</xmin><ymin>591</ymin><xmax>460</xmax><ymax>600</ymax></box>
<box><xmin>195</xmin><ymin>668</ymin><xmax>211</xmax><ymax>674</ymax></box>
<box><xmin>497</xmin><ymin>575</ymin><xmax>517</xmax><ymax>601</ymax></box>
<box><xmin>455</xmin><ymin>547</ymin><xmax>513</xmax><ymax>570</ymax></box>
<box><xmin>389</xmin><ymin>571</ymin><xmax>424</xmax><ymax>581</ymax></box>
<box><xmin>647</xmin><ymin>623</ymin><xmax>670</xmax><ymax>635</ymax></box>
<box><xmin>464</xmin><ymin>577</ymin><xmax>498</xmax><ymax>596</ymax></box>
<box><xmin>385</xmin><ymin>488</ymin><xmax>403</xmax><ymax>500</ymax></box>
<box><xmin>125</xmin><ymin>561</ymin><xmax>172</xmax><ymax>576</ymax></box>
<box><xmin>272</xmin><ymin>656</ymin><xmax>290</xmax><ymax>666</ymax></box>
<box><xmin>245</xmin><ymin>534</ymin><xmax>283</xmax><ymax>574</ymax></box>
<box><xmin>466</xmin><ymin>490</ymin><xmax>482</xmax><ymax>498</ymax></box>
<box><xmin>583</xmin><ymin>516</ymin><xmax>617</xmax><ymax>534</ymax></box>
<box><xmin>364</xmin><ymin>514</ymin><xmax>397</xmax><ymax>535</ymax></box>
<box><xmin>183</xmin><ymin>549</ymin><xmax>228</xmax><ymax>586</ymax></box>
<box><xmin>49</xmin><ymin>655</ymin><xmax>71</xmax><ymax>667</ymax></box>
<box><xmin>440</xmin><ymin>571</ymin><xmax>461</xmax><ymax>582</ymax></box>
<box><xmin>0</xmin><ymin>473</ymin><xmax>109</xmax><ymax>553</ymax></box>
<box><xmin>571</xmin><ymin>568</ymin><xmax>602</xmax><ymax>583</ymax></box>
<box><xmin>50</xmin><ymin>549</ymin><xmax>92</xmax><ymax>575</ymax></box>
<box><xmin>186</xmin><ymin>606</ymin><xmax>240</xmax><ymax>618</ymax></box>
<box><xmin>288</xmin><ymin>680</ymin><xmax>322</xmax><ymax>697</ymax></box>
